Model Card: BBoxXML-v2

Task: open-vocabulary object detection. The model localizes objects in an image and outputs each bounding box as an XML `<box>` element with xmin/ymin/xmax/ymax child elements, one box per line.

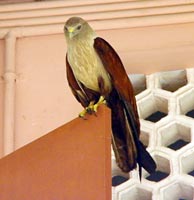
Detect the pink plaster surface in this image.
<box><xmin>2</xmin><ymin>22</ymin><xmax>194</xmax><ymax>154</ymax></box>
<box><xmin>98</xmin><ymin>22</ymin><xmax>194</xmax><ymax>74</ymax></box>
<box><xmin>15</xmin><ymin>34</ymin><xmax>82</xmax><ymax>149</ymax></box>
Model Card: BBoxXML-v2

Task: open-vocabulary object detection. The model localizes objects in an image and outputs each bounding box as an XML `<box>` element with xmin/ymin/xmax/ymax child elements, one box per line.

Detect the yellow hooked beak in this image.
<box><xmin>67</xmin><ymin>27</ymin><xmax>75</xmax><ymax>39</ymax></box>
<box><xmin>68</xmin><ymin>27</ymin><xmax>74</xmax><ymax>33</ymax></box>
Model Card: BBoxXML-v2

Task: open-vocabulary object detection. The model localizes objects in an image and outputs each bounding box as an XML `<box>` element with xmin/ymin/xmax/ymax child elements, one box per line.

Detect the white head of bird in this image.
<box><xmin>64</xmin><ymin>17</ymin><xmax>96</xmax><ymax>42</ymax></box>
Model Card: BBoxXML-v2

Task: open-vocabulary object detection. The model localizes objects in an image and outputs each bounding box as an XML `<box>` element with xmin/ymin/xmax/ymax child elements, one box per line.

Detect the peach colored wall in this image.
<box><xmin>15</xmin><ymin>35</ymin><xmax>82</xmax><ymax>149</ymax></box>
<box><xmin>0</xmin><ymin>40</ymin><xmax>5</xmax><ymax>157</ymax></box>
<box><xmin>98</xmin><ymin>23</ymin><xmax>194</xmax><ymax>74</ymax></box>
<box><xmin>13</xmin><ymin>22</ymin><xmax>194</xmax><ymax>150</ymax></box>
<box><xmin>1</xmin><ymin>0</ymin><xmax>194</xmax><ymax>156</ymax></box>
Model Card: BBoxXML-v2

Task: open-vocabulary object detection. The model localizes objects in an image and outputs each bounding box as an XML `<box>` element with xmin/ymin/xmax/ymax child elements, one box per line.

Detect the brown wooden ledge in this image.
<box><xmin>0</xmin><ymin>106</ymin><xmax>111</xmax><ymax>200</ymax></box>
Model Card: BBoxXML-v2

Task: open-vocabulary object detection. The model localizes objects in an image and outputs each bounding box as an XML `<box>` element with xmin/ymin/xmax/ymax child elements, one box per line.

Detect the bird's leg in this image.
<box><xmin>79</xmin><ymin>101</ymin><xmax>95</xmax><ymax>118</ymax></box>
<box><xmin>86</xmin><ymin>101</ymin><xmax>96</xmax><ymax>114</ymax></box>
<box><xmin>92</xmin><ymin>96</ymin><xmax>106</xmax><ymax>113</ymax></box>
<box><xmin>79</xmin><ymin>109</ymin><xmax>87</xmax><ymax>119</ymax></box>
<box><xmin>79</xmin><ymin>96</ymin><xmax>106</xmax><ymax>118</ymax></box>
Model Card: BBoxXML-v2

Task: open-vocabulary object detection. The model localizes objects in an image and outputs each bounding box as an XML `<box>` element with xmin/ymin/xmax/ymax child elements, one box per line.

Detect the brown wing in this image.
<box><xmin>94</xmin><ymin>37</ymin><xmax>140</xmax><ymax>133</ymax></box>
<box><xmin>94</xmin><ymin>37</ymin><xmax>156</xmax><ymax>175</ymax></box>
<box><xmin>66</xmin><ymin>55</ymin><xmax>89</xmax><ymax>108</ymax></box>
<box><xmin>66</xmin><ymin>55</ymin><xmax>101</xmax><ymax>108</ymax></box>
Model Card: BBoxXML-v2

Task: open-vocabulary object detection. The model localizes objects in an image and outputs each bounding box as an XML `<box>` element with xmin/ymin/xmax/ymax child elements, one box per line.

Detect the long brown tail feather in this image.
<box><xmin>122</xmin><ymin>99</ymin><xmax>157</xmax><ymax>178</ymax></box>
<box><xmin>109</xmin><ymin>89</ymin><xmax>156</xmax><ymax>178</ymax></box>
<box><xmin>111</xmin><ymin>101</ymin><xmax>137</xmax><ymax>172</ymax></box>
<box><xmin>109</xmin><ymin>89</ymin><xmax>138</xmax><ymax>173</ymax></box>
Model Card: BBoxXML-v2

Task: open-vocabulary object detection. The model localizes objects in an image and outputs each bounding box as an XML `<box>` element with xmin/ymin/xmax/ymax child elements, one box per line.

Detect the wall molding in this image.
<box><xmin>0</xmin><ymin>0</ymin><xmax>194</xmax><ymax>38</ymax></box>
<box><xmin>1</xmin><ymin>0</ymin><xmax>194</xmax><ymax>157</ymax></box>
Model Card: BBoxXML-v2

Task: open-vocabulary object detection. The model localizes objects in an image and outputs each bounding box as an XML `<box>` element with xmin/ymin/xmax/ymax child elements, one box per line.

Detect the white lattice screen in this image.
<box><xmin>112</xmin><ymin>68</ymin><xmax>194</xmax><ymax>200</ymax></box>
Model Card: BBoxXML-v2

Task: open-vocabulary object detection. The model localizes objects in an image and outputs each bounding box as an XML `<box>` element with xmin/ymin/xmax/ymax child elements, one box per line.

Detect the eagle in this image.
<box><xmin>64</xmin><ymin>17</ymin><xmax>156</xmax><ymax>177</ymax></box>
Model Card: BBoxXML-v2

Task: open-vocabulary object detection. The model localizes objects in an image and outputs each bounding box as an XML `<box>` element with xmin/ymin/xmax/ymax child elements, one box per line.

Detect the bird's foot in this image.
<box><xmin>79</xmin><ymin>108</ymin><xmax>88</xmax><ymax>119</ymax></box>
<box><xmin>92</xmin><ymin>96</ymin><xmax>106</xmax><ymax>113</ymax></box>
<box><xmin>79</xmin><ymin>96</ymin><xmax>106</xmax><ymax>118</ymax></box>
<box><xmin>79</xmin><ymin>101</ymin><xmax>95</xmax><ymax>118</ymax></box>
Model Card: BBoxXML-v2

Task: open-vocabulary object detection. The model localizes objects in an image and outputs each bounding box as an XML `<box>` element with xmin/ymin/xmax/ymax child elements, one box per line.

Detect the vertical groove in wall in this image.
<box><xmin>3</xmin><ymin>32</ymin><xmax>16</xmax><ymax>156</ymax></box>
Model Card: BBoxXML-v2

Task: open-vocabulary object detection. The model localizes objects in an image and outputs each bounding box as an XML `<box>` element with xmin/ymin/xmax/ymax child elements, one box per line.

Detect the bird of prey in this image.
<box><xmin>64</xmin><ymin>17</ymin><xmax>156</xmax><ymax>177</ymax></box>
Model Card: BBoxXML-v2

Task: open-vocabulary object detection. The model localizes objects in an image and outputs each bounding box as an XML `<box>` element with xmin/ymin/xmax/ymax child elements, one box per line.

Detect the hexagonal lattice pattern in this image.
<box><xmin>112</xmin><ymin>68</ymin><xmax>194</xmax><ymax>200</ymax></box>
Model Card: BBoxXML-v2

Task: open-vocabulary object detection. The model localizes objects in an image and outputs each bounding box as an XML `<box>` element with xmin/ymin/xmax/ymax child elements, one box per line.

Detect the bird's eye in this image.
<box><xmin>77</xmin><ymin>25</ymin><xmax>82</xmax><ymax>30</ymax></box>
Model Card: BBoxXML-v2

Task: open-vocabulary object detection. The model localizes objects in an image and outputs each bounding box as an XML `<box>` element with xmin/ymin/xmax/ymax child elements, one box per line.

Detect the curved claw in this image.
<box><xmin>78</xmin><ymin>101</ymin><xmax>95</xmax><ymax>119</ymax></box>
<box><xmin>78</xmin><ymin>96</ymin><xmax>106</xmax><ymax>118</ymax></box>
<box><xmin>79</xmin><ymin>109</ymin><xmax>87</xmax><ymax>119</ymax></box>
<box><xmin>90</xmin><ymin>96</ymin><xmax>106</xmax><ymax>114</ymax></box>
<box><xmin>94</xmin><ymin>96</ymin><xmax>106</xmax><ymax>112</ymax></box>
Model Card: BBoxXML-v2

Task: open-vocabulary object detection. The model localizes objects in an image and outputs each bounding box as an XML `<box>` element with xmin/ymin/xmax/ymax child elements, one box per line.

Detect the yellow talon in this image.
<box><xmin>93</xmin><ymin>96</ymin><xmax>106</xmax><ymax>113</ymax></box>
<box><xmin>79</xmin><ymin>109</ymin><xmax>87</xmax><ymax>118</ymax></box>
<box><xmin>79</xmin><ymin>101</ymin><xmax>95</xmax><ymax>118</ymax></box>
<box><xmin>78</xmin><ymin>96</ymin><xmax>106</xmax><ymax>118</ymax></box>
<box><xmin>86</xmin><ymin>101</ymin><xmax>95</xmax><ymax>114</ymax></box>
